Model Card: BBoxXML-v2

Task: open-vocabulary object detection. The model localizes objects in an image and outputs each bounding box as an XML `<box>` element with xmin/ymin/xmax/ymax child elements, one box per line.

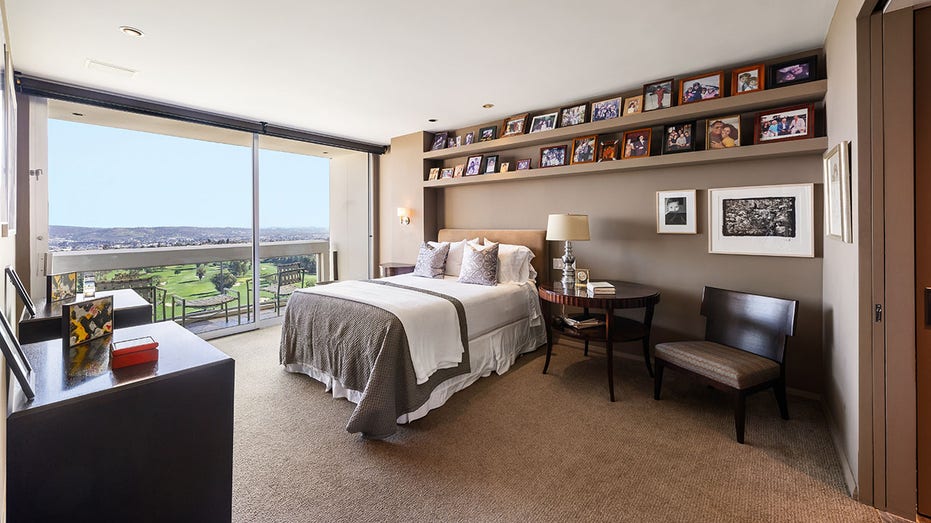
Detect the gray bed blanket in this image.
<box><xmin>280</xmin><ymin>280</ymin><xmax>470</xmax><ymax>438</ymax></box>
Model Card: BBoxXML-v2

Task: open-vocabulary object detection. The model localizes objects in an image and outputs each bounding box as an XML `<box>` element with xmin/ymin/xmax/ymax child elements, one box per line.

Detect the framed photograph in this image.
<box><xmin>571</xmin><ymin>135</ymin><xmax>597</xmax><ymax>165</ymax></box>
<box><xmin>428</xmin><ymin>167</ymin><xmax>440</xmax><ymax>181</ymax></box>
<box><xmin>465</xmin><ymin>131</ymin><xmax>475</xmax><ymax>145</ymax></box>
<box><xmin>479</xmin><ymin>126</ymin><xmax>497</xmax><ymax>142</ymax></box>
<box><xmin>768</xmin><ymin>56</ymin><xmax>817</xmax><ymax>88</ymax></box>
<box><xmin>598</xmin><ymin>139</ymin><xmax>619</xmax><ymax>162</ymax></box>
<box><xmin>5</xmin><ymin>266</ymin><xmax>36</xmax><ymax>317</ymax></box>
<box><xmin>622</xmin><ymin>128</ymin><xmax>652</xmax><ymax>159</ymax></box>
<box><xmin>439</xmin><ymin>167</ymin><xmax>454</xmax><ymax>179</ymax></box>
<box><xmin>0</xmin><ymin>308</ymin><xmax>34</xmax><ymax>400</ymax></box>
<box><xmin>63</xmin><ymin>295</ymin><xmax>114</xmax><ymax>348</ymax></box>
<box><xmin>755</xmin><ymin>104</ymin><xmax>814</xmax><ymax>144</ymax></box>
<box><xmin>447</xmin><ymin>137</ymin><xmax>456</xmax><ymax>148</ymax></box>
<box><xmin>482</xmin><ymin>154</ymin><xmax>499</xmax><ymax>174</ymax></box>
<box><xmin>453</xmin><ymin>164</ymin><xmax>465</xmax><ymax>178</ymax></box>
<box><xmin>516</xmin><ymin>158</ymin><xmax>532</xmax><ymax>170</ymax></box>
<box><xmin>657</xmin><ymin>190</ymin><xmax>697</xmax><ymax>234</ymax></box>
<box><xmin>732</xmin><ymin>64</ymin><xmax>765</xmax><ymax>95</ymax></box>
<box><xmin>574</xmin><ymin>269</ymin><xmax>590</xmax><ymax>288</ymax></box>
<box><xmin>502</xmin><ymin>113</ymin><xmax>529</xmax><ymax>137</ymax></box>
<box><xmin>559</xmin><ymin>104</ymin><xmax>587</xmax><ymax>127</ymax></box>
<box><xmin>679</xmin><ymin>71</ymin><xmax>724</xmax><ymax>105</ymax></box>
<box><xmin>431</xmin><ymin>132</ymin><xmax>448</xmax><ymax>151</ymax></box>
<box><xmin>623</xmin><ymin>95</ymin><xmax>643</xmax><ymax>115</ymax></box>
<box><xmin>539</xmin><ymin>145</ymin><xmax>568</xmax><ymax>168</ymax></box>
<box><xmin>706</xmin><ymin>116</ymin><xmax>741</xmax><ymax>149</ymax></box>
<box><xmin>465</xmin><ymin>155</ymin><xmax>483</xmax><ymax>176</ymax></box>
<box><xmin>591</xmin><ymin>97</ymin><xmax>621</xmax><ymax>122</ymax></box>
<box><xmin>824</xmin><ymin>141</ymin><xmax>853</xmax><ymax>243</ymax></box>
<box><xmin>663</xmin><ymin>122</ymin><xmax>695</xmax><ymax>154</ymax></box>
<box><xmin>642</xmin><ymin>79</ymin><xmax>675</xmax><ymax>112</ymax></box>
<box><xmin>47</xmin><ymin>272</ymin><xmax>77</xmax><ymax>302</ymax></box>
<box><xmin>529</xmin><ymin>112</ymin><xmax>558</xmax><ymax>133</ymax></box>
<box><xmin>708</xmin><ymin>183</ymin><xmax>814</xmax><ymax>257</ymax></box>
<box><xmin>500</xmin><ymin>162</ymin><xmax>510</xmax><ymax>173</ymax></box>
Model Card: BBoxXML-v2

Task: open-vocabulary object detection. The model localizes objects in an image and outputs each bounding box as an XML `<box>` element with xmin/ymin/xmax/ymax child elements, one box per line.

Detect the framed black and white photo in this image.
<box><xmin>482</xmin><ymin>154</ymin><xmax>499</xmax><ymax>174</ymax></box>
<box><xmin>823</xmin><ymin>141</ymin><xmax>852</xmax><ymax>243</ymax></box>
<box><xmin>529</xmin><ymin>112</ymin><xmax>558</xmax><ymax>133</ymax></box>
<box><xmin>559</xmin><ymin>104</ymin><xmax>587</xmax><ymax>127</ymax></box>
<box><xmin>431</xmin><ymin>131</ymin><xmax>448</xmax><ymax>151</ymax></box>
<box><xmin>5</xmin><ymin>266</ymin><xmax>35</xmax><ymax>317</ymax></box>
<box><xmin>465</xmin><ymin>155</ymin><xmax>483</xmax><ymax>176</ymax></box>
<box><xmin>663</xmin><ymin>122</ymin><xmax>695</xmax><ymax>154</ymax></box>
<box><xmin>1</xmin><ymin>308</ymin><xmax>35</xmax><ymax>400</ymax></box>
<box><xmin>656</xmin><ymin>190</ymin><xmax>697</xmax><ymax>234</ymax></box>
<box><xmin>709</xmin><ymin>184</ymin><xmax>814</xmax><ymax>257</ymax></box>
<box><xmin>591</xmin><ymin>97</ymin><xmax>621</xmax><ymax>122</ymax></box>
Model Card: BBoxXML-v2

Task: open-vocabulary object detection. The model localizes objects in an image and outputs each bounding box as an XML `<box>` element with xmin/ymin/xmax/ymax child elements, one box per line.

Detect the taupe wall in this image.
<box><xmin>822</xmin><ymin>0</ymin><xmax>864</xmax><ymax>495</ymax></box>
<box><xmin>378</xmin><ymin>132</ymin><xmax>430</xmax><ymax>265</ymax></box>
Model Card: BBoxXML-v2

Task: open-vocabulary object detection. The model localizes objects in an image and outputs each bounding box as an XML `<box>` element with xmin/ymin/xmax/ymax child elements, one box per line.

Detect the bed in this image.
<box><xmin>279</xmin><ymin>229</ymin><xmax>548</xmax><ymax>438</ymax></box>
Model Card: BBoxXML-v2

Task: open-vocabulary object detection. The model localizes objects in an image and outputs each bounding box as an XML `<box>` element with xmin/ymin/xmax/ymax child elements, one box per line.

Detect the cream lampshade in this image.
<box><xmin>546</xmin><ymin>214</ymin><xmax>590</xmax><ymax>287</ymax></box>
<box><xmin>397</xmin><ymin>207</ymin><xmax>411</xmax><ymax>225</ymax></box>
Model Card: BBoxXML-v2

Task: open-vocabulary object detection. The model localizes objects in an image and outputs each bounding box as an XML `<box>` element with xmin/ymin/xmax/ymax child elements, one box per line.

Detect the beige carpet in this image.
<box><xmin>211</xmin><ymin>326</ymin><xmax>879</xmax><ymax>523</ymax></box>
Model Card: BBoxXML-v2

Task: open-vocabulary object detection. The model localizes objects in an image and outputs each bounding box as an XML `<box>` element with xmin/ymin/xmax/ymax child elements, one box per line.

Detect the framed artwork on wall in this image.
<box><xmin>430</xmin><ymin>132</ymin><xmax>448</xmax><ymax>151</ymax></box>
<box><xmin>732</xmin><ymin>63</ymin><xmax>765</xmax><ymax>95</ymax></box>
<box><xmin>823</xmin><ymin>141</ymin><xmax>852</xmax><ymax>243</ymax></box>
<box><xmin>678</xmin><ymin>71</ymin><xmax>724</xmax><ymax>105</ymax></box>
<box><xmin>708</xmin><ymin>183</ymin><xmax>814</xmax><ymax>257</ymax></box>
<box><xmin>656</xmin><ymin>190</ymin><xmax>697</xmax><ymax>234</ymax></box>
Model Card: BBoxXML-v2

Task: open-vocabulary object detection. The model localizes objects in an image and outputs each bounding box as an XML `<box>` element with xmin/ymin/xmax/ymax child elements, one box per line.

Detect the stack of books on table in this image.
<box><xmin>587</xmin><ymin>281</ymin><xmax>616</xmax><ymax>296</ymax></box>
<box><xmin>111</xmin><ymin>336</ymin><xmax>160</xmax><ymax>369</ymax></box>
<box><xmin>562</xmin><ymin>314</ymin><xmax>605</xmax><ymax>329</ymax></box>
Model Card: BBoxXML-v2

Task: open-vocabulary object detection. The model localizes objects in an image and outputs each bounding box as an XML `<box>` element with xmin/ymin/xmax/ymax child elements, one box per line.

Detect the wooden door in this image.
<box><xmin>916</xmin><ymin>6</ymin><xmax>931</xmax><ymax>517</ymax></box>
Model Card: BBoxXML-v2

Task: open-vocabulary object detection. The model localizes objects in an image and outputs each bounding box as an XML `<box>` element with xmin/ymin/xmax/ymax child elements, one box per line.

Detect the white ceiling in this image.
<box><xmin>5</xmin><ymin>0</ymin><xmax>838</xmax><ymax>147</ymax></box>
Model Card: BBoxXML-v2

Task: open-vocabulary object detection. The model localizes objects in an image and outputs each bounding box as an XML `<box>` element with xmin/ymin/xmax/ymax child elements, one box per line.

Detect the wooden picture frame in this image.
<box><xmin>598</xmin><ymin>139</ymin><xmax>619</xmax><ymax>162</ymax></box>
<box><xmin>5</xmin><ymin>266</ymin><xmax>36</xmax><ymax>317</ymax></box>
<box><xmin>622</xmin><ymin>128</ymin><xmax>652</xmax><ymax>159</ymax></box>
<box><xmin>663</xmin><ymin>122</ymin><xmax>696</xmax><ymax>154</ymax></box>
<box><xmin>708</xmin><ymin>183</ymin><xmax>814</xmax><ymax>257</ymax></box>
<box><xmin>657</xmin><ymin>189</ymin><xmax>697</xmax><ymax>234</ymax></box>
<box><xmin>516</xmin><ymin>158</ymin><xmax>532</xmax><ymax>170</ymax></box>
<box><xmin>465</xmin><ymin>155</ymin><xmax>483</xmax><ymax>176</ymax></box>
<box><xmin>428</xmin><ymin>167</ymin><xmax>440</xmax><ymax>181</ymax></box>
<box><xmin>482</xmin><ymin>155</ymin><xmax>499</xmax><ymax>174</ymax></box>
<box><xmin>642</xmin><ymin>79</ymin><xmax>675</xmax><ymax>112</ymax></box>
<box><xmin>47</xmin><ymin>272</ymin><xmax>77</xmax><ymax>303</ymax></box>
<box><xmin>431</xmin><ymin>132</ymin><xmax>448</xmax><ymax>151</ymax></box>
<box><xmin>499</xmin><ymin>162</ymin><xmax>510</xmax><ymax>173</ymax></box>
<box><xmin>768</xmin><ymin>55</ymin><xmax>817</xmax><ymax>88</ymax></box>
<box><xmin>453</xmin><ymin>164</ymin><xmax>465</xmax><ymax>178</ymax></box>
<box><xmin>0</xmin><ymin>308</ymin><xmax>34</xmax><ymax>399</ymax></box>
<box><xmin>439</xmin><ymin>167</ymin><xmax>454</xmax><ymax>179</ymax></box>
<box><xmin>755</xmin><ymin>103</ymin><xmax>814</xmax><ymax>144</ymax></box>
<box><xmin>706</xmin><ymin>116</ymin><xmax>742</xmax><ymax>149</ymax></box>
<box><xmin>501</xmin><ymin>113</ymin><xmax>529</xmax><ymax>137</ymax></box>
<box><xmin>63</xmin><ymin>295</ymin><xmax>114</xmax><ymax>348</ymax></box>
<box><xmin>464</xmin><ymin>131</ymin><xmax>475</xmax><ymax>145</ymax></box>
<box><xmin>823</xmin><ymin>141</ymin><xmax>853</xmax><ymax>243</ymax></box>
<box><xmin>539</xmin><ymin>145</ymin><xmax>567</xmax><ymax>168</ymax></box>
<box><xmin>591</xmin><ymin>97</ymin><xmax>621</xmax><ymax>122</ymax></box>
<box><xmin>679</xmin><ymin>71</ymin><xmax>724</xmax><ymax>105</ymax></box>
<box><xmin>731</xmin><ymin>64</ymin><xmax>765</xmax><ymax>96</ymax></box>
<box><xmin>623</xmin><ymin>95</ymin><xmax>643</xmax><ymax>115</ymax></box>
<box><xmin>478</xmin><ymin>126</ymin><xmax>497</xmax><ymax>142</ymax></box>
<box><xmin>571</xmin><ymin>135</ymin><xmax>597</xmax><ymax>165</ymax></box>
<box><xmin>529</xmin><ymin>112</ymin><xmax>558</xmax><ymax>133</ymax></box>
<box><xmin>559</xmin><ymin>104</ymin><xmax>587</xmax><ymax>127</ymax></box>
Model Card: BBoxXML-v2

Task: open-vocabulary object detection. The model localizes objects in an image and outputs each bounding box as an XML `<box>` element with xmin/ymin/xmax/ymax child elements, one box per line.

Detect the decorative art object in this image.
<box><xmin>63</xmin><ymin>295</ymin><xmax>114</xmax><ymax>348</ymax></box>
<box><xmin>823</xmin><ymin>141</ymin><xmax>853</xmax><ymax>243</ymax></box>
<box><xmin>656</xmin><ymin>189</ymin><xmax>697</xmax><ymax>234</ymax></box>
<box><xmin>708</xmin><ymin>183</ymin><xmax>814</xmax><ymax>257</ymax></box>
<box><xmin>47</xmin><ymin>272</ymin><xmax>77</xmax><ymax>302</ymax></box>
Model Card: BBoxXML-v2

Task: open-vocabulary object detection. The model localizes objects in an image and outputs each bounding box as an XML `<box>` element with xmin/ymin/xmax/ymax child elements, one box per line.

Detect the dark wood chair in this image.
<box><xmin>653</xmin><ymin>286</ymin><xmax>799</xmax><ymax>444</ymax></box>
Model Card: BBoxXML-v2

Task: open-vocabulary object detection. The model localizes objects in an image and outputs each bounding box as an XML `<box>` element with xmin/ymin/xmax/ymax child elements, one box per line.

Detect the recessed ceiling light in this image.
<box><xmin>322</xmin><ymin>151</ymin><xmax>329</xmax><ymax>155</ymax></box>
<box><xmin>482</xmin><ymin>103</ymin><xmax>494</xmax><ymax>109</ymax></box>
<box><xmin>119</xmin><ymin>26</ymin><xmax>144</xmax><ymax>37</ymax></box>
<box><xmin>71</xmin><ymin>112</ymin><xmax>84</xmax><ymax>117</ymax></box>
<box><xmin>428</xmin><ymin>118</ymin><xmax>437</xmax><ymax>122</ymax></box>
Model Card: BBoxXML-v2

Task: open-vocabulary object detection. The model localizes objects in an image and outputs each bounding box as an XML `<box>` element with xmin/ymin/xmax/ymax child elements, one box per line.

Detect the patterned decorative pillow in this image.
<box><xmin>412</xmin><ymin>242</ymin><xmax>449</xmax><ymax>278</ymax></box>
<box><xmin>458</xmin><ymin>242</ymin><xmax>499</xmax><ymax>286</ymax></box>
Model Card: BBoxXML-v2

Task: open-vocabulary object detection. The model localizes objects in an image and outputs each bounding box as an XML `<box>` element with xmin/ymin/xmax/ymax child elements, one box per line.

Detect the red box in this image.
<box><xmin>111</xmin><ymin>347</ymin><xmax>158</xmax><ymax>369</ymax></box>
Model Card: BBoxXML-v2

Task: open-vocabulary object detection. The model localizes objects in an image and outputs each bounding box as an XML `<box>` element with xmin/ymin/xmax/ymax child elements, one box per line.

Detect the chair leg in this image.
<box><xmin>584</xmin><ymin>340</ymin><xmax>589</xmax><ymax>356</ymax></box>
<box><xmin>653</xmin><ymin>359</ymin><xmax>664</xmax><ymax>400</ymax></box>
<box><xmin>774</xmin><ymin>379</ymin><xmax>790</xmax><ymax>420</ymax></box>
<box><xmin>734</xmin><ymin>391</ymin><xmax>747</xmax><ymax>444</ymax></box>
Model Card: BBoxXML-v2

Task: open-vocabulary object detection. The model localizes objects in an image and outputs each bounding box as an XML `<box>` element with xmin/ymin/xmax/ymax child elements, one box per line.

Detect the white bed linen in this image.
<box><xmin>296</xmin><ymin>280</ymin><xmax>463</xmax><ymax>384</ymax></box>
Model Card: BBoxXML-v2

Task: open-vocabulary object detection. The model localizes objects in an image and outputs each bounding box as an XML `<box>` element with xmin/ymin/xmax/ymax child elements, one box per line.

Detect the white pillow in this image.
<box><xmin>433</xmin><ymin>237</ymin><xmax>480</xmax><ymax>277</ymax></box>
<box><xmin>486</xmin><ymin>239</ymin><xmax>535</xmax><ymax>283</ymax></box>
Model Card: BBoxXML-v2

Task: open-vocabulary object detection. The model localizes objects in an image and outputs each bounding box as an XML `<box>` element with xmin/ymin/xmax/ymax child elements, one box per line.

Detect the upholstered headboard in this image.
<box><xmin>437</xmin><ymin>229</ymin><xmax>549</xmax><ymax>283</ymax></box>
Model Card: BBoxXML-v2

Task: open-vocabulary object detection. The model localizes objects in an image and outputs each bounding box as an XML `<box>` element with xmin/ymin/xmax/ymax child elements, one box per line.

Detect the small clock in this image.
<box><xmin>575</xmin><ymin>269</ymin><xmax>590</xmax><ymax>287</ymax></box>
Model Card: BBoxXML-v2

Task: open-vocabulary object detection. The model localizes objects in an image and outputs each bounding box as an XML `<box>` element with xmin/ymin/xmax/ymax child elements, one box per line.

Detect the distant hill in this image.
<box><xmin>49</xmin><ymin>225</ymin><xmax>329</xmax><ymax>251</ymax></box>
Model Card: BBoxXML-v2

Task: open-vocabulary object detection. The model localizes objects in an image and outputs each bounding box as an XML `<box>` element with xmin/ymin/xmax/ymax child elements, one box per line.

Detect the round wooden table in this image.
<box><xmin>538</xmin><ymin>280</ymin><xmax>661</xmax><ymax>401</ymax></box>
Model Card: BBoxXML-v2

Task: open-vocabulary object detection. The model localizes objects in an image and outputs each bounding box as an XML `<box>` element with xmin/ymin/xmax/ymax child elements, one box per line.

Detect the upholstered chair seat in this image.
<box><xmin>654</xmin><ymin>341</ymin><xmax>780</xmax><ymax>390</ymax></box>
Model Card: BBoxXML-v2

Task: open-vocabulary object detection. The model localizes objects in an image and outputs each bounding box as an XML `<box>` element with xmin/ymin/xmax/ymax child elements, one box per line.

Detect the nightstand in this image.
<box><xmin>379</xmin><ymin>262</ymin><xmax>415</xmax><ymax>277</ymax></box>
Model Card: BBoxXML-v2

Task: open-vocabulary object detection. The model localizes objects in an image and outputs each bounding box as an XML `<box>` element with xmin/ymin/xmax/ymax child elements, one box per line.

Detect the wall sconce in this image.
<box><xmin>397</xmin><ymin>207</ymin><xmax>412</xmax><ymax>226</ymax></box>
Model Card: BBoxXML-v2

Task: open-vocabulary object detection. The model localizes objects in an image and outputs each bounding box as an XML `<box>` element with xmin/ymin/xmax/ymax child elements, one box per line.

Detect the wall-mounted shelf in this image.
<box><xmin>423</xmin><ymin>137</ymin><xmax>828</xmax><ymax>188</ymax></box>
<box><xmin>422</xmin><ymin>80</ymin><xmax>827</xmax><ymax>161</ymax></box>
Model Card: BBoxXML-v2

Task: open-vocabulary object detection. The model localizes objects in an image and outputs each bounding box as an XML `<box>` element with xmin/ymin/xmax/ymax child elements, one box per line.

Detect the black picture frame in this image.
<box><xmin>482</xmin><ymin>154</ymin><xmax>499</xmax><ymax>174</ymax></box>
<box><xmin>5</xmin><ymin>266</ymin><xmax>36</xmax><ymax>317</ymax></box>
<box><xmin>768</xmin><ymin>55</ymin><xmax>818</xmax><ymax>88</ymax></box>
<box><xmin>430</xmin><ymin>132</ymin><xmax>448</xmax><ymax>151</ymax></box>
<box><xmin>559</xmin><ymin>103</ymin><xmax>587</xmax><ymax>127</ymax></box>
<box><xmin>0</xmin><ymin>308</ymin><xmax>35</xmax><ymax>399</ymax></box>
<box><xmin>478</xmin><ymin>126</ymin><xmax>497</xmax><ymax>142</ymax></box>
<box><xmin>662</xmin><ymin>122</ymin><xmax>696</xmax><ymax>154</ymax></box>
<box><xmin>47</xmin><ymin>272</ymin><xmax>77</xmax><ymax>303</ymax></box>
<box><xmin>63</xmin><ymin>295</ymin><xmax>114</xmax><ymax>348</ymax></box>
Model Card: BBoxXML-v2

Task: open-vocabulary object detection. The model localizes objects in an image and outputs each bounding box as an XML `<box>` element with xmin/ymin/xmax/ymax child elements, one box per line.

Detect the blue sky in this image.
<box><xmin>48</xmin><ymin>119</ymin><xmax>329</xmax><ymax>229</ymax></box>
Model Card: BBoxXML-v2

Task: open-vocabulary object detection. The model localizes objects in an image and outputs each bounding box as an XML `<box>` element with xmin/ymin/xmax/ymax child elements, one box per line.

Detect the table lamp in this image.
<box><xmin>546</xmin><ymin>213</ymin><xmax>590</xmax><ymax>287</ymax></box>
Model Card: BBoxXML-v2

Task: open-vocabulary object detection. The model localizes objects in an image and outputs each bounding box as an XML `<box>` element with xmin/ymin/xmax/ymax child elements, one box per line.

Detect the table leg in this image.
<box><xmin>606</xmin><ymin>305</ymin><xmax>615</xmax><ymax>402</ymax></box>
<box><xmin>542</xmin><ymin>297</ymin><xmax>553</xmax><ymax>374</ymax></box>
<box><xmin>642</xmin><ymin>303</ymin><xmax>656</xmax><ymax>378</ymax></box>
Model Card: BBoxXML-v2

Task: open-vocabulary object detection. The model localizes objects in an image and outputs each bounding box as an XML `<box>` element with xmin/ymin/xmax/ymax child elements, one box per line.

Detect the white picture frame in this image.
<box><xmin>656</xmin><ymin>189</ymin><xmax>697</xmax><ymax>234</ymax></box>
<box><xmin>823</xmin><ymin>141</ymin><xmax>852</xmax><ymax>243</ymax></box>
<box><xmin>708</xmin><ymin>183</ymin><xmax>814</xmax><ymax>257</ymax></box>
